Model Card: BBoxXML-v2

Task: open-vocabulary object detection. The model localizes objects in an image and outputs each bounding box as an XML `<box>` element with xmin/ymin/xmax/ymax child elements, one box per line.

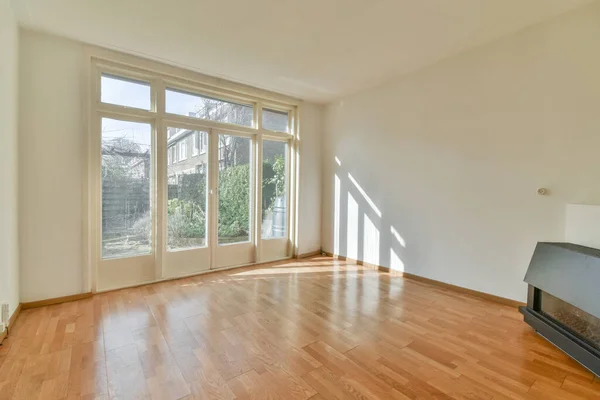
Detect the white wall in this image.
<box><xmin>322</xmin><ymin>2</ymin><xmax>600</xmax><ymax>302</ymax></box>
<box><xmin>0</xmin><ymin>0</ymin><xmax>20</xmax><ymax>318</ymax></box>
<box><xmin>297</xmin><ymin>103</ymin><xmax>323</xmax><ymax>255</ymax></box>
<box><xmin>565</xmin><ymin>204</ymin><xmax>600</xmax><ymax>249</ymax></box>
<box><xmin>19</xmin><ymin>31</ymin><xmax>86</xmax><ymax>302</ymax></box>
<box><xmin>18</xmin><ymin>30</ymin><xmax>323</xmax><ymax>301</ymax></box>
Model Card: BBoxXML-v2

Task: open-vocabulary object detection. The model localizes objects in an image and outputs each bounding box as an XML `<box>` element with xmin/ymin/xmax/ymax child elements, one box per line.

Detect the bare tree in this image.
<box><xmin>102</xmin><ymin>137</ymin><xmax>150</xmax><ymax>179</ymax></box>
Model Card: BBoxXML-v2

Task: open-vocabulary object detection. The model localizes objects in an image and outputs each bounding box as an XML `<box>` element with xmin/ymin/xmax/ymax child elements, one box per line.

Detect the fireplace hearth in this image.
<box><xmin>520</xmin><ymin>242</ymin><xmax>600</xmax><ymax>376</ymax></box>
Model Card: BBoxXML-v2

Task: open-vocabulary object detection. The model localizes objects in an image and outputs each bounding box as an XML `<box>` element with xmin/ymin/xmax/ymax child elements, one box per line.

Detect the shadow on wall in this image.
<box><xmin>333</xmin><ymin>156</ymin><xmax>408</xmax><ymax>272</ymax></box>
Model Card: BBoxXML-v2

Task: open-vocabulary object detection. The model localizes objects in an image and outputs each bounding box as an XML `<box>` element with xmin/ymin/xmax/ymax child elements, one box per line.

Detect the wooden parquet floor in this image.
<box><xmin>0</xmin><ymin>257</ymin><xmax>598</xmax><ymax>399</ymax></box>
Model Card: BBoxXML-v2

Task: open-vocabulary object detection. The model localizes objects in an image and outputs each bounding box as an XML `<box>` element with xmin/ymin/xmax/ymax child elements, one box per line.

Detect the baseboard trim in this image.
<box><xmin>9</xmin><ymin>303</ymin><xmax>21</xmax><ymax>327</ymax></box>
<box><xmin>0</xmin><ymin>303</ymin><xmax>22</xmax><ymax>345</ymax></box>
<box><xmin>323</xmin><ymin>251</ymin><xmax>347</xmax><ymax>261</ymax></box>
<box><xmin>296</xmin><ymin>250</ymin><xmax>322</xmax><ymax>259</ymax></box>
<box><xmin>21</xmin><ymin>258</ymin><xmax>308</xmax><ymax>308</ymax></box>
<box><xmin>382</xmin><ymin>266</ymin><xmax>524</xmax><ymax>307</ymax></box>
<box><xmin>22</xmin><ymin>292</ymin><xmax>93</xmax><ymax>310</ymax></box>
<box><xmin>324</xmin><ymin>251</ymin><xmax>524</xmax><ymax>308</ymax></box>
<box><xmin>97</xmin><ymin>257</ymin><xmax>298</xmax><ymax>294</ymax></box>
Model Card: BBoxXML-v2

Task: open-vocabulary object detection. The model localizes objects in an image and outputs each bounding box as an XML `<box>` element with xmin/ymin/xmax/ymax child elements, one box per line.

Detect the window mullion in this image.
<box><xmin>155</xmin><ymin>79</ymin><xmax>165</xmax><ymax>115</ymax></box>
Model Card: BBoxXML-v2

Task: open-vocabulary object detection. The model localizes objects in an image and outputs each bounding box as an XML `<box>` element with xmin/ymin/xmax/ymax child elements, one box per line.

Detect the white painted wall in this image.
<box><xmin>19</xmin><ymin>31</ymin><xmax>86</xmax><ymax>302</ymax></box>
<box><xmin>322</xmin><ymin>2</ymin><xmax>600</xmax><ymax>302</ymax></box>
<box><xmin>0</xmin><ymin>0</ymin><xmax>20</xmax><ymax>318</ymax></box>
<box><xmin>18</xmin><ymin>30</ymin><xmax>323</xmax><ymax>301</ymax></box>
<box><xmin>565</xmin><ymin>204</ymin><xmax>600</xmax><ymax>249</ymax></box>
<box><xmin>297</xmin><ymin>103</ymin><xmax>323</xmax><ymax>255</ymax></box>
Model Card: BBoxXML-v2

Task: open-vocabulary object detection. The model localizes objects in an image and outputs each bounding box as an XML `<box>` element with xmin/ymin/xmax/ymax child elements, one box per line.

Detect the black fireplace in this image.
<box><xmin>520</xmin><ymin>242</ymin><xmax>600</xmax><ymax>376</ymax></box>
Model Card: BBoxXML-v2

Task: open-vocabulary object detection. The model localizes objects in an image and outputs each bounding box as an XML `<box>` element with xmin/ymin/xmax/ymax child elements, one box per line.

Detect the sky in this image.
<box><xmin>100</xmin><ymin>74</ymin><xmax>287</xmax><ymax>147</ymax></box>
<box><xmin>101</xmin><ymin>74</ymin><xmax>204</xmax><ymax>148</ymax></box>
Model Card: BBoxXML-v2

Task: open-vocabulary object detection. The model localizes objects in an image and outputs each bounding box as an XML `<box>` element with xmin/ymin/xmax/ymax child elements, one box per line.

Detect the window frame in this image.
<box><xmin>165</xmin><ymin>86</ymin><xmax>255</xmax><ymax>129</ymax></box>
<box><xmin>100</xmin><ymin>72</ymin><xmax>153</xmax><ymax>111</ymax></box>
<box><xmin>86</xmin><ymin>48</ymin><xmax>300</xmax><ymax>293</ymax></box>
<box><xmin>262</xmin><ymin>107</ymin><xmax>290</xmax><ymax>133</ymax></box>
<box><xmin>99</xmin><ymin>115</ymin><xmax>155</xmax><ymax>259</ymax></box>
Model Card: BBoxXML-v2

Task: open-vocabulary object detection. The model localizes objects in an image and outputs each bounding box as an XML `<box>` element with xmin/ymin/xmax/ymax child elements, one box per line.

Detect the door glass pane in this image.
<box><xmin>262</xmin><ymin>108</ymin><xmax>289</xmax><ymax>132</ymax></box>
<box><xmin>101</xmin><ymin>118</ymin><xmax>152</xmax><ymax>258</ymax></box>
<box><xmin>218</xmin><ymin>135</ymin><xmax>251</xmax><ymax>244</ymax></box>
<box><xmin>167</xmin><ymin>128</ymin><xmax>209</xmax><ymax>250</ymax></box>
<box><xmin>166</xmin><ymin>88</ymin><xmax>253</xmax><ymax>127</ymax></box>
<box><xmin>101</xmin><ymin>74</ymin><xmax>151</xmax><ymax>110</ymax></box>
<box><xmin>262</xmin><ymin>141</ymin><xmax>288</xmax><ymax>238</ymax></box>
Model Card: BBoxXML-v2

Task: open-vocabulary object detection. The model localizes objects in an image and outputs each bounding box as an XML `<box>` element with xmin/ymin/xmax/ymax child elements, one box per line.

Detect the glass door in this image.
<box><xmin>97</xmin><ymin>117</ymin><xmax>156</xmax><ymax>290</ymax></box>
<box><xmin>214</xmin><ymin>133</ymin><xmax>255</xmax><ymax>268</ymax></box>
<box><xmin>260</xmin><ymin>139</ymin><xmax>291</xmax><ymax>261</ymax></box>
<box><xmin>163</xmin><ymin>128</ymin><xmax>212</xmax><ymax>277</ymax></box>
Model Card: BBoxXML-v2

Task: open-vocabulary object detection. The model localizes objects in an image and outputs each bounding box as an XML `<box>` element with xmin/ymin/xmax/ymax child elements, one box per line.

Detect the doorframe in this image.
<box><xmin>84</xmin><ymin>46</ymin><xmax>301</xmax><ymax>293</ymax></box>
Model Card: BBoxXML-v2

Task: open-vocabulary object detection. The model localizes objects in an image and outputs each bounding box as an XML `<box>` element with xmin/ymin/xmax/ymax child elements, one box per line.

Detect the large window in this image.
<box><xmin>166</xmin><ymin>88</ymin><xmax>253</xmax><ymax>127</ymax></box>
<box><xmin>167</xmin><ymin>129</ymin><xmax>209</xmax><ymax>250</ymax></box>
<box><xmin>262</xmin><ymin>140</ymin><xmax>288</xmax><ymax>238</ymax></box>
<box><xmin>93</xmin><ymin>55</ymin><xmax>297</xmax><ymax>288</ymax></box>
<box><xmin>101</xmin><ymin>118</ymin><xmax>152</xmax><ymax>258</ymax></box>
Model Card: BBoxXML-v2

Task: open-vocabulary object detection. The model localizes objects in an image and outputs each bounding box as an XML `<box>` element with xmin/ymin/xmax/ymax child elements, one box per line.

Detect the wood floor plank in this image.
<box><xmin>561</xmin><ymin>375</ymin><xmax>600</xmax><ymax>398</ymax></box>
<box><xmin>227</xmin><ymin>369</ymin><xmax>277</xmax><ymax>400</ymax></box>
<box><xmin>67</xmin><ymin>340</ymin><xmax>107</xmax><ymax>398</ymax></box>
<box><xmin>301</xmin><ymin>366</ymin><xmax>365</xmax><ymax>400</ymax></box>
<box><xmin>0</xmin><ymin>257</ymin><xmax>597</xmax><ymax>399</ymax></box>
<box><xmin>529</xmin><ymin>380</ymin><xmax>591</xmax><ymax>400</ymax></box>
<box><xmin>105</xmin><ymin>343</ymin><xmax>151</xmax><ymax>399</ymax></box>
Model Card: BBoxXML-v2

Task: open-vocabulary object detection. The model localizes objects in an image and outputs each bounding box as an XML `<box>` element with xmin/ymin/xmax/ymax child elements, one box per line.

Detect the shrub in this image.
<box><xmin>168</xmin><ymin>198</ymin><xmax>206</xmax><ymax>247</ymax></box>
<box><xmin>218</xmin><ymin>164</ymin><xmax>250</xmax><ymax>238</ymax></box>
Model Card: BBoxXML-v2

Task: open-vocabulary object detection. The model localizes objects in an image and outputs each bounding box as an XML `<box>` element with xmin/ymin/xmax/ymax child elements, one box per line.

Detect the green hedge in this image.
<box><xmin>164</xmin><ymin>156</ymin><xmax>284</xmax><ymax>244</ymax></box>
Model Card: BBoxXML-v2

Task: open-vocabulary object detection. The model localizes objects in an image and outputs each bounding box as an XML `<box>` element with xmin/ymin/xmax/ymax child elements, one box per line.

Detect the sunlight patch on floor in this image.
<box><xmin>230</xmin><ymin>265</ymin><xmax>364</xmax><ymax>276</ymax></box>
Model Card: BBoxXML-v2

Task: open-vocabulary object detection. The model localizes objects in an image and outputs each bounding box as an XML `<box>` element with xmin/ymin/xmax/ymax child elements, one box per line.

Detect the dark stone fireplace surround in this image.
<box><xmin>519</xmin><ymin>242</ymin><xmax>600</xmax><ymax>377</ymax></box>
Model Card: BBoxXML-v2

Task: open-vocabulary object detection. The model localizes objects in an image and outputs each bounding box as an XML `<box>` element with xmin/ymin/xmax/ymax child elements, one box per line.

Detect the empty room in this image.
<box><xmin>1</xmin><ymin>0</ymin><xmax>600</xmax><ymax>398</ymax></box>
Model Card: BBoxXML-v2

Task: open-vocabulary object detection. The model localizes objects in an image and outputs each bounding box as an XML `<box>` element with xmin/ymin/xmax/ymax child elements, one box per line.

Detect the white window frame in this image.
<box><xmin>84</xmin><ymin>46</ymin><xmax>301</xmax><ymax>293</ymax></box>
<box><xmin>100</xmin><ymin>73</ymin><xmax>152</xmax><ymax>111</ymax></box>
<box><xmin>262</xmin><ymin>107</ymin><xmax>290</xmax><ymax>133</ymax></box>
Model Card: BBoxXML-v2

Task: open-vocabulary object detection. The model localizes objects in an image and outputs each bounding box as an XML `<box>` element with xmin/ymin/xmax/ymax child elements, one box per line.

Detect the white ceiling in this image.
<box><xmin>15</xmin><ymin>0</ymin><xmax>594</xmax><ymax>103</ymax></box>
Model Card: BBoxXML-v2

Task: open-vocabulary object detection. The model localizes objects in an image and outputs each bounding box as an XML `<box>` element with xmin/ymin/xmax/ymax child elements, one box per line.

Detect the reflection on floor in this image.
<box><xmin>0</xmin><ymin>257</ymin><xmax>598</xmax><ymax>399</ymax></box>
